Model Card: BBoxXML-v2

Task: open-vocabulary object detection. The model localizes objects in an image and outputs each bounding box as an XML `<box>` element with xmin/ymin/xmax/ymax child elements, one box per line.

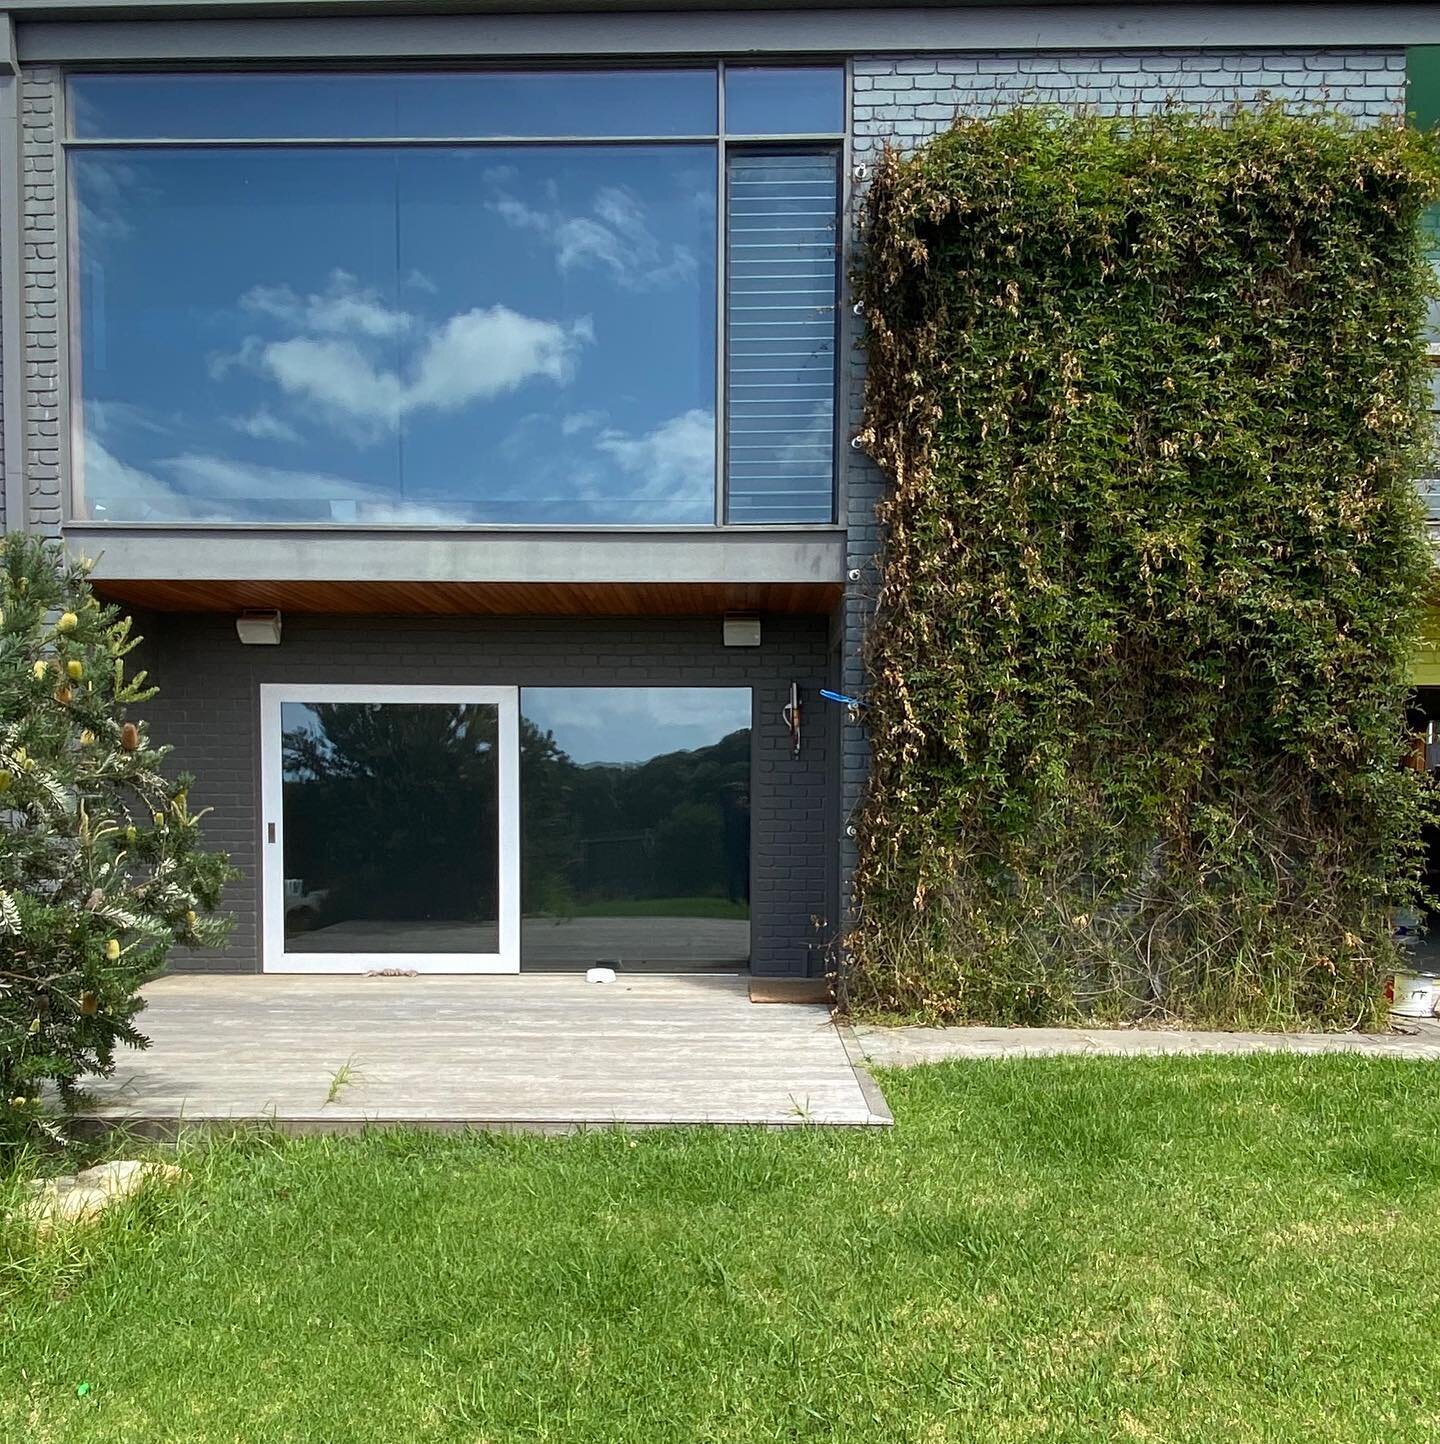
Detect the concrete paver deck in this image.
<box><xmin>81</xmin><ymin>972</ymin><xmax>890</xmax><ymax>1132</ymax></box>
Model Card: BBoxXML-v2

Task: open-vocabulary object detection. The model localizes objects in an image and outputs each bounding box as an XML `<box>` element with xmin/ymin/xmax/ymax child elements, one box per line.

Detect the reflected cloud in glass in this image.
<box><xmin>73</xmin><ymin>145</ymin><xmax>717</xmax><ymax>524</ymax></box>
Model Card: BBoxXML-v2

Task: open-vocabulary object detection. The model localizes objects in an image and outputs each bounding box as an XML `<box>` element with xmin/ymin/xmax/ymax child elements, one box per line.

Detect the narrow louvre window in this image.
<box><xmin>725</xmin><ymin>151</ymin><xmax>839</xmax><ymax>524</ymax></box>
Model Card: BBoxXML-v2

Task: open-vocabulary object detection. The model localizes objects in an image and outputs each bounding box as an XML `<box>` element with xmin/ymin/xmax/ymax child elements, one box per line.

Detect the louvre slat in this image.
<box><xmin>725</xmin><ymin>151</ymin><xmax>838</xmax><ymax>525</ymax></box>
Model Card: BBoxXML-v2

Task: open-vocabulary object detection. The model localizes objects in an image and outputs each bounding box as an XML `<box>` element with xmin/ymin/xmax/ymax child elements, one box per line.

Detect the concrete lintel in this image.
<box><xmin>16</xmin><ymin>6</ymin><xmax>1440</xmax><ymax>65</ymax></box>
<box><xmin>66</xmin><ymin>523</ymin><xmax>848</xmax><ymax>587</ymax></box>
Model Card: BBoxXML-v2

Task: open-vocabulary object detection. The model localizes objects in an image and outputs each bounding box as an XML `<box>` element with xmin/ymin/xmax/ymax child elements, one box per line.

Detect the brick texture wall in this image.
<box><xmin>22</xmin><ymin>66</ymin><xmax>59</xmax><ymax>536</ymax></box>
<box><xmin>835</xmin><ymin>45</ymin><xmax>1408</xmax><ymax>909</ymax></box>
<box><xmin>141</xmin><ymin>613</ymin><xmax>834</xmax><ymax>977</ymax></box>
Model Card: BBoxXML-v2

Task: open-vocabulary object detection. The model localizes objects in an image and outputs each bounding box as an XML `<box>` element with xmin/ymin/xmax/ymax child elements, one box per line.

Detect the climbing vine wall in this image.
<box><xmin>850</xmin><ymin>108</ymin><xmax>1440</xmax><ymax>1027</ymax></box>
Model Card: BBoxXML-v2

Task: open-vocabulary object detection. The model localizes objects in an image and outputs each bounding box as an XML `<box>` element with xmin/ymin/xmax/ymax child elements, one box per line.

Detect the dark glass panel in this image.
<box><xmin>70</xmin><ymin>70</ymin><xmax>718</xmax><ymax>140</ymax></box>
<box><xmin>73</xmin><ymin>144</ymin><xmax>716</xmax><ymax>524</ymax></box>
<box><xmin>519</xmin><ymin>688</ymin><xmax>751</xmax><ymax>967</ymax></box>
<box><xmin>723</xmin><ymin>67</ymin><xmax>844</xmax><ymax>137</ymax></box>
<box><xmin>725</xmin><ymin>152</ymin><xmax>838</xmax><ymax>523</ymax></box>
<box><xmin>1408</xmin><ymin>46</ymin><xmax>1440</xmax><ymax>134</ymax></box>
<box><xmin>281</xmin><ymin>702</ymin><xmax>499</xmax><ymax>954</ymax></box>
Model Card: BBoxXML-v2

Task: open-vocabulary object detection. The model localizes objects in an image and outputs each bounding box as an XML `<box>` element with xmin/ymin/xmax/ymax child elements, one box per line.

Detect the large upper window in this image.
<box><xmin>66</xmin><ymin>67</ymin><xmax>842</xmax><ymax>527</ymax></box>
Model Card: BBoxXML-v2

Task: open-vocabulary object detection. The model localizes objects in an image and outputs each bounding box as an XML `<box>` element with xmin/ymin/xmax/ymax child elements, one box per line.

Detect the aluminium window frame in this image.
<box><xmin>59</xmin><ymin>59</ymin><xmax>847</xmax><ymax>533</ymax></box>
<box><xmin>259</xmin><ymin>681</ymin><xmax>521</xmax><ymax>974</ymax></box>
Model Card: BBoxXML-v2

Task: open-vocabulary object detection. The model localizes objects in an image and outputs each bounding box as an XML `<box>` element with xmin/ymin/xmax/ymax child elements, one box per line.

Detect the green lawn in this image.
<box><xmin>4</xmin><ymin>1057</ymin><xmax>1440</xmax><ymax>1442</ymax></box>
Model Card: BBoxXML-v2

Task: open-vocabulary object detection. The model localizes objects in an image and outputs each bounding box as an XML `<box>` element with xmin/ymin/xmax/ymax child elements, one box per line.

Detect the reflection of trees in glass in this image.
<box><xmin>279</xmin><ymin>699</ymin><xmax>753</xmax><ymax>930</ymax></box>
<box><xmin>520</xmin><ymin>721</ymin><xmax>751</xmax><ymax>918</ymax></box>
<box><xmin>282</xmin><ymin>703</ymin><xmax>498</xmax><ymax>928</ymax></box>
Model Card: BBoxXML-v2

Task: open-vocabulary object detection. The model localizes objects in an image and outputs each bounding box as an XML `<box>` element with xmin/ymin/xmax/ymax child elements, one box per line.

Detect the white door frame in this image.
<box><xmin>259</xmin><ymin>683</ymin><xmax>520</xmax><ymax>974</ymax></box>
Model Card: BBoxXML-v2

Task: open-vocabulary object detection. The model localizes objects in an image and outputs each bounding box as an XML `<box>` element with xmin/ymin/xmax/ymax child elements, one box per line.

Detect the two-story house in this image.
<box><xmin>0</xmin><ymin>1</ymin><xmax>1435</xmax><ymax>981</ymax></box>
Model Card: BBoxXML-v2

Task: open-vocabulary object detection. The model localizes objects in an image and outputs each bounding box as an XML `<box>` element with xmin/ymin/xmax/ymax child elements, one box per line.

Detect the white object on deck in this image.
<box><xmin>586</xmin><ymin>966</ymin><xmax>617</xmax><ymax>984</ymax></box>
<box><xmin>1391</xmin><ymin>970</ymin><xmax>1440</xmax><ymax>1020</ymax></box>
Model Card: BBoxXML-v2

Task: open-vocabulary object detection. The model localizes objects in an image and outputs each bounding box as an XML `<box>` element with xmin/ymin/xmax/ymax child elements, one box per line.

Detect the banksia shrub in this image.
<box><xmin>0</xmin><ymin>537</ymin><xmax>231</xmax><ymax>1144</ymax></box>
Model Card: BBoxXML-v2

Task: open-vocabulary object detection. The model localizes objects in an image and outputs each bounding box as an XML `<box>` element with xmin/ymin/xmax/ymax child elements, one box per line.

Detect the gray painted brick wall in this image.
<box><xmin>140</xmin><ymin>613</ymin><xmax>834</xmax><ymax>978</ymax></box>
<box><xmin>836</xmin><ymin>46</ymin><xmax>1408</xmax><ymax>902</ymax></box>
<box><xmin>22</xmin><ymin>66</ymin><xmax>59</xmax><ymax>536</ymax></box>
<box><xmin>852</xmin><ymin>48</ymin><xmax>1406</xmax><ymax>161</ymax></box>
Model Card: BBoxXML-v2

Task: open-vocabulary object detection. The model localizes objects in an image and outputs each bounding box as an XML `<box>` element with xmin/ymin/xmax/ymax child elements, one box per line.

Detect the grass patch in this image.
<box><xmin>3</xmin><ymin>1057</ymin><xmax>1440</xmax><ymax>1441</ymax></box>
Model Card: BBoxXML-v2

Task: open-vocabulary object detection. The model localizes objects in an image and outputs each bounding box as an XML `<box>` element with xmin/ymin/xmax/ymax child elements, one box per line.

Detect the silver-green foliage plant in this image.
<box><xmin>851</xmin><ymin>108</ymin><xmax>1440</xmax><ymax>1028</ymax></box>
<box><xmin>0</xmin><ymin>536</ymin><xmax>232</xmax><ymax>1142</ymax></box>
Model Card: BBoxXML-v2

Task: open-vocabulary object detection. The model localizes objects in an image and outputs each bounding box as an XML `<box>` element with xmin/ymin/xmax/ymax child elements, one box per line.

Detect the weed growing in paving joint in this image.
<box><xmin>323</xmin><ymin>1057</ymin><xmax>364</xmax><ymax>1107</ymax></box>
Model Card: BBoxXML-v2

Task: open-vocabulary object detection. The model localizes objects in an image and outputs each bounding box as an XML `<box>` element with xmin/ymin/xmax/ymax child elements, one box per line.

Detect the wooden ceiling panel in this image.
<box><xmin>92</xmin><ymin>578</ymin><xmax>844</xmax><ymax>618</ymax></box>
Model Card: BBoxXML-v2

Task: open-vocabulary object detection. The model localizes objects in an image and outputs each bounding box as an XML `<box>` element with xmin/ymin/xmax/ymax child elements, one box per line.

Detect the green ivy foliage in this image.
<box><xmin>850</xmin><ymin>108</ymin><xmax>1440</xmax><ymax>1028</ymax></box>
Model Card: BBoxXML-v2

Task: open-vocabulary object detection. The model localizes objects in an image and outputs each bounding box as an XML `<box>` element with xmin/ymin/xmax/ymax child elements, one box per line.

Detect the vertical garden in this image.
<box><xmin>850</xmin><ymin>109</ymin><xmax>1440</xmax><ymax>1028</ymax></box>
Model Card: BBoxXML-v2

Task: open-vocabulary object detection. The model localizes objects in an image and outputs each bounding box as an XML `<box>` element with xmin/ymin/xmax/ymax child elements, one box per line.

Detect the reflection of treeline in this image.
<box><xmin>282</xmin><ymin>703</ymin><xmax>499</xmax><ymax>927</ymax></box>
<box><xmin>279</xmin><ymin>704</ymin><xmax>751</xmax><ymax>928</ymax></box>
<box><xmin>522</xmin><ymin>721</ymin><xmax>750</xmax><ymax>916</ymax></box>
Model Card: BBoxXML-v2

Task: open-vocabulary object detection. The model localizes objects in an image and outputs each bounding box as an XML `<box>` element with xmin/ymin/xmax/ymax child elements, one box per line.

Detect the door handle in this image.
<box><xmin>267</xmin><ymin>822</ymin><xmax>276</xmax><ymax>844</ymax></box>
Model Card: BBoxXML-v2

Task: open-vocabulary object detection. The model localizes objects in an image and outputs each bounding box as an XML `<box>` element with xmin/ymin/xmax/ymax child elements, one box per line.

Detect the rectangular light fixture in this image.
<box><xmin>723</xmin><ymin>614</ymin><xmax>762</xmax><ymax>648</ymax></box>
<box><xmin>236</xmin><ymin>609</ymin><xmax>282</xmax><ymax>646</ymax></box>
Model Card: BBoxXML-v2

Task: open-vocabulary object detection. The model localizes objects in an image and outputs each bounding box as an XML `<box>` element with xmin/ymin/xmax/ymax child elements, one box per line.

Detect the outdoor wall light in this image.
<box><xmin>236</xmin><ymin>610</ymin><xmax>282</xmax><ymax>646</ymax></box>
<box><xmin>723</xmin><ymin>614</ymin><xmax>762</xmax><ymax>648</ymax></box>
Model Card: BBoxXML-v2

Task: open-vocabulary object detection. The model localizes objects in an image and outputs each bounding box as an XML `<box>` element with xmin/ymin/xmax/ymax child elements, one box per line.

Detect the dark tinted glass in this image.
<box><xmin>73</xmin><ymin>145</ymin><xmax>716</xmax><ymax>524</ymax></box>
<box><xmin>281</xmin><ymin>702</ymin><xmax>499</xmax><ymax>954</ymax></box>
<box><xmin>724</xmin><ymin>67</ymin><xmax>844</xmax><ymax>136</ymax></box>
<box><xmin>70</xmin><ymin>70</ymin><xmax>718</xmax><ymax>139</ymax></box>
<box><xmin>520</xmin><ymin>688</ymin><xmax>751</xmax><ymax>966</ymax></box>
<box><xmin>726</xmin><ymin>152</ymin><xmax>838</xmax><ymax>523</ymax></box>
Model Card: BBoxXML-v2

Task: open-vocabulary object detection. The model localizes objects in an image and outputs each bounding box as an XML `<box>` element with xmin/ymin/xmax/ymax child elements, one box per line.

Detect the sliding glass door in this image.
<box><xmin>260</xmin><ymin>685</ymin><xmax>519</xmax><ymax>972</ymax></box>
<box><xmin>519</xmin><ymin>687</ymin><xmax>752</xmax><ymax>967</ymax></box>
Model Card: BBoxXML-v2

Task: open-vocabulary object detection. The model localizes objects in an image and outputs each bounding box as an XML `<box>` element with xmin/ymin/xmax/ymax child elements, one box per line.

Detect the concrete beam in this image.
<box><xmin>66</xmin><ymin>524</ymin><xmax>848</xmax><ymax>587</ymax></box>
<box><xmin>16</xmin><ymin>5</ymin><xmax>1440</xmax><ymax>64</ymax></box>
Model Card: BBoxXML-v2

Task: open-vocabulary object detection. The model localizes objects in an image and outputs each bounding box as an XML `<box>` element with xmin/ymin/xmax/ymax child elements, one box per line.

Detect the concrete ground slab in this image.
<box><xmin>853</xmin><ymin>1018</ymin><xmax>1440</xmax><ymax>1068</ymax></box>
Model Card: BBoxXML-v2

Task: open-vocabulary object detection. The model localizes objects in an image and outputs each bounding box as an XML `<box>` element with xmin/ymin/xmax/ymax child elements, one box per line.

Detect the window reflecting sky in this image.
<box><xmin>74</xmin><ymin>144</ymin><xmax>717</xmax><ymax>524</ymax></box>
<box><xmin>521</xmin><ymin>686</ymin><xmax>750</xmax><ymax>765</ymax></box>
<box><xmin>724</xmin><ymin>67</ymin><xmax>844</xmax><ymax>136</ymax></box>
<box><xmin>71</xmin><ymin>70</ymin><xmax>719</xmax><ymax>141</ymax></box>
